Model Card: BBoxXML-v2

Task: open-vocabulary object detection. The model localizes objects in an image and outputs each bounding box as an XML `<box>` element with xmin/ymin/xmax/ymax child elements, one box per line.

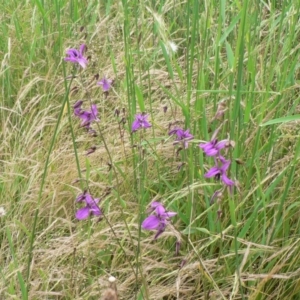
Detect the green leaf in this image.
<box><xmin>225</xmin><ymin>41</ymin><xmax>234</xmax><ymax>69</ymax></box>
<box><xmin>219</xmin><ymin>11</ymin><xmax>241</xmax><ymax>45</ymax></box>
<box><xmin>135</xmin><ymin>85</ymin><xmax>145</xmax><ymax>112</ymax></box>
<box><xmin>33</xmin><ymin>0</ymin><xmax>49</xmax><ymax>26</ymax></box>
<box><xmin>85</xmin><ymin>157</ymin><xmax>91</xmax><ymax>182</ymax></box>
<box><xmin>160</xmin><ymin>41</ymin><xmax>174</xmax><ymax>79</ymax></box>
<box><xmin>17</xmin><ymin>271</ymin><xmax>28</xmax><ymax>300</ymax></box>
<box><xmin>260</xmin><ymin>115</ymin><xmax>300</xmax><ymax>126</ymax></box>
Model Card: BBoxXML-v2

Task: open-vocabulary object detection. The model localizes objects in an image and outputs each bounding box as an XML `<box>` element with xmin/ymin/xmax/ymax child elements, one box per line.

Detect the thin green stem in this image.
<box><xmin>26</xmin><ymin>69</ymin><xmax>74</xmax><ymax>289</ymax></box>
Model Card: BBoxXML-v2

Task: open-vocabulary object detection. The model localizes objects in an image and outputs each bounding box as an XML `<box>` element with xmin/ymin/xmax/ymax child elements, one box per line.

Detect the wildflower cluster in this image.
<box><xmin>64</xmin><ymin>44</ymin><xmax>88</xmax><ymax>69</ymax></box>
<box><xmin>75</xmin><ymin>191</ymin><xmax>102</xmax><ymax>220</ymax></box>
<box><xmin>169</xmin><ymin>127</ymin><xmax>194</xmax><ymax>149</ymax></box>
<box><xmin>73</xmin><ymin>100</ymin><xmax>99</xmax><ymax>133</ymax></box>
<box><xmin>65</xmin><ymin>43</ymin><xmax>235</xmax><ymax>245</ymax></box>
<box><xmin>199</xmin><ymin>130</ymin><xmax>235</xmax><ymax>204</ymax></box>
<box><xmin>97</xmin><ymin>77</ymin><xmax>113</xmax><ymax>92</ymax></box>
<box><xmin>142</xmin><ymin>202</ymin><xmax>176</xmax><ymax>239</ymax></box>
<box><xmin>64</xmin><ymin>44</ymin><xmax>114</xmax><ymax>219</ymax></box>
<box><xmin>131</xmin><ymin>113</ymin><xmax>151</xmax><ymax>132</ymax></box>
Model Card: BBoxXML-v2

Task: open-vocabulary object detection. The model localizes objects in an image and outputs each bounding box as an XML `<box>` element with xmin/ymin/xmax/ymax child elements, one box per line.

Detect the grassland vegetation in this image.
<box><xmin>1</xmin><ymin>1</ymin><xmax>300</xmax><ymax>299</ymax></box>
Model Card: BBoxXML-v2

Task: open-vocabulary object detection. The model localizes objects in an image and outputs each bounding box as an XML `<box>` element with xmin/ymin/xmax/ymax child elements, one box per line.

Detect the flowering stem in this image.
<box><xmin>143</xmin><ymin>139</ymin><xmax>162</xmax><ymax>187</ymax></box>
<box><xmin>229</xmin><ymin>192</ymin><xmax>244</xmax><ymax>299</ymax></box>
<box><xmin>78</xmin><ymin>73</ymin><xmax>141</xmax><ymax>283</ymax></box>
<box><xmin>94</xmin><ymin>115</ymin><xmax>140</xmax><ymax>279</ymax></box>
<box><xmin>66</xmin><ymin>70</ymin><xmax>85</xmax><ymax>191</ymax></box>
<box><xmin>184</xmin><ymin>147</ymin><xmax>195</xmax><ymax>247</ymax></box>
<box><xmin>100</xmin><ymin>210</ymin><xmax>138</xmax><ymax>275</ymax></box>
<box><xmin>136</xmin><ymin>130</ymin><xmax>146</xmax><ymax>294</ymax></box>
<box><xmin>117</xmin><ymin>115</ymin><xmax>129</xmax><ymax>174</ymax></box>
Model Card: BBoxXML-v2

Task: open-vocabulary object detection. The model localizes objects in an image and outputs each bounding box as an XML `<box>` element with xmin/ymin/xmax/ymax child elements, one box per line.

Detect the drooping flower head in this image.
<box><xmin>132</xmin><ymin>113</ymin><xmax>152</xmax><ymax>132</ymax></box>
<box><xmin>169</xmin><ymin>127</ymin><xmax>194</xmax><ymax>149</ymax></box>
<box><xmin>65</xmin><ymin>44</ymin><xmax>88</xmax><ymax>69</ymax></box>
<box><xmin>75</xmin><ymin>191</ymin><xmax>102</xmax><ymax>220</ymax></box>
<box><xmin>142</xmin><ymin>202</ymin><xmax>176</xmax><ymax>239</ymax></box>
<box><xmin>199</xmin><ymin>127</ymin><xmax>234</xmax><ymax>157</ymax></box>
<box><xmin>199</xmin><ymin>139</ymin><xmax>227</xmax><ymax>157</ymax></box>
<box><xmin>201</xmin><ymin>127</ymin><xmax>236</xmax><ymax>200</ymax></box>
<box><xmin>204</xmin><ymin>157</ymin><xmax>235</xmax><ymax>187</ymax></box>
<box><xmin>73</xmin><ymin>101</ymin><xmax>99</xmax><ymax>131</ymax></box>
<box><xmin>86</xmin><ymin>146</ymin><xmax>97</xmax><ymax>156</ymax></box>
<box><xmin>74</xmin><ymin>100</ymin><xmax>84</xmax><ymax>116</ymax></box>
<box><xmin>97</xmin><ymin>77</ymin><xmax>113</xmax><ymax>92</ymax></box>
<box><xmin>80</xmin><ymin>104</ymin><xmax>98</xmax><ymax>127</ymax></box>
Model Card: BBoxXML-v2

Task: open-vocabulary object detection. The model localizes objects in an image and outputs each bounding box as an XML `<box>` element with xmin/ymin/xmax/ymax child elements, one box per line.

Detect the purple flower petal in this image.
<box><xmin>132</xmin><ymin>114</ymin><xmax>152</xmax><ymax>132</ymax></box>
<box><xmin>90</xmin><ymin>104</ymin><xmax>98</xmax><ymax>119</ymax></box>
<box><xmin>163</xmin><ymin>212</ymin><xmax>177</xmax><ymax>218</ymax></box>
<box><xmin>221</xmin><ymin>174</ymin><xmax>235</xmax><ymax>186</ymax></box>
<box><xmin>84</xmin><ymin>194</ymin><xmax>94</xmax><ymax>205</ymax></box>
<box><xmin>90</xmin><ymin>204</ymin><xmax>102</xmax><ymax>216</ymax></box>
<box><xmin>74</xmin><ymin>104</ymin><xmax>99</xmax><ymax>130</ymax></box>
<box><xmin>200</xmin><ymin>139</ymin><xmax>228</xmax><ymax>157</ymax></box>
<box><xmin>199</xmin><ymin>141</ymin><xmax>218</xmax><ymax>156</ymax></box>
<box><xmin>79</xmin><ymin>111</ymin><xmax>91</xmax><ymax>126</ymax></box>
<box><xmin>76</xmin><ymin>207</ymin><xmax>90</xmax><ymax>220</ymax></box>
<box><xmin>155</xmin><ymin>204</ymin><xmax>166</xmax><ymax>215</ymax></box>
<box><xmin>74</xmin><ymin>100</ymin><xmax>83</xmax><ymax>116</ymax></box>
<box><xmin>204</xmin><ymin>159</ymin><xmax>235</xmax><ymax>187</ymax></box>
<box><xmin>131</xmin><ymin>119</ymin><xmax>141</xmax><ymax>132</ymax></box>
<box><xmin>182</xmin><ymin>129</ymin><xmax>193</xmax><ymax>140</ymax></box>
<box><xmin>142</xmin><ymin>202</ymin><xmax>176</xmax><ymax>238</ymax></box>
<box><xmin>66</xmin><ymin>48</ymin><xmax>79</xmax><ymax>58</ymax></box>
<box><xmin>215</xmin><ymin>140</ymin><xmax>227</xmax><ymax>150</ymax></box>
<box><xmin>142</xmin><ymin>215</ymin><xmax>160</xmax><ymax>230</ymax></box>
<box><xmin>169</xmin><ymin>127</ymin><xmax>193</xmax><ymax>148</ymax></box>
<box><xmin>220</xmin><ymin>159</ymin><xmax>231</xmax><ymax>171</ymax></box>
<box><xmin>77</xmin><ymin>58</ymin><xmax>88</xmax><ymax>69</ymax></box>
<box><xmin>76</xmin><ymin>192</ymin><xmax>86</xmax><ymax>202</ymax></box>
<box><xmin>154</xmin><ymin>225</ymin><xmax>166</xmax><ymax>239</ymax></box>
<box><xmin>79</xmin><ymin>44</ymin><xmax>86</xmax><ymax>56</ymax></box>
<box><xmin>205</xmin><ymin>166</ymin><xmax>220</xmax><ymax>178</ymax></box>
<box><xmin>65</xmin><ymin>45</ymin><xmax>88</xmax><ymax>69</ymax></box>
<box><xmin>75</xmin><ymin>192</ymin><xmax>102</xmax><ymax>220</ymax></box>
<box><xmin>169</xmin><ymin>128</ymin><xmax>184</xmax><ymax>137</ymax></box>
<box><xmin>93</xmin><ymin>198</ymin><xmax>100</xmax><ymax>204</ymax></box>
<box><xmin>98</xmin><ymin>77</ymin><xmax>113</xmax><ymax>92</ymax></box>
<box><xmin>151</xmin><ymin>201</ymin><xmax>161</xmax><ymax>208</ymax></box>
<box><xmin>142</xmin><ymin>120</ymin><xmax>152</xmax><ymax>129</ymax></box>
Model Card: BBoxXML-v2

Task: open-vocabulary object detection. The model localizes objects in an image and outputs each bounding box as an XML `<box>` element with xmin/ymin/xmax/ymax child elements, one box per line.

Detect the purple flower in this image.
<box><xmin>132</xmin><ymin>113</ymin><xmax>151</xmax><ymax>132</ymax></box>
<box><xmin>169</xmin><ymin>128</ymin><xmax>194</xmax><ymax>149</ymax></box>
<box><xmin>199</xmin><ymin>139</ymin><xmax>227</xmax><ymax>156</ymax></box>
<box><xmin>204</xmin><ymin>158</ymin><xmax>235</xmax><ymax>186</ymax></box>
<box><xmin>86</xmin><ymin>146</ymin><xmax>97</xmax><ymax>156</ymax></box>
<box><xmin>80</xmin><ymin>104</ymin><xmax>98</xmax><ymax>127</ymax></box>
<box><xmin>74</xmin><ymin>100</ymin><xmax>84</xmax><ymax>116</ymax></box>
<box><xmin>73</xmin><ymin>101</ymin><xmax>99</xmax><ymax>131</ymax></box>
<box><xmin>97</xmin><ymin>77</ymin><xmax>113</xmax><ymax>92</ymax></box>
<box><xmin>142</xmin><ymin>202</ymin><xmax>176</xmax><ymax>239</ymax></box>
<box><xmin>75</xmin><ymin>192</ymin><xmax>101</xmax><ymax>220</ymax></box>
<box><xmin>65</xmin><ymin>44</ymin><xmax>88</xmax><ymax>69</ymax></box>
